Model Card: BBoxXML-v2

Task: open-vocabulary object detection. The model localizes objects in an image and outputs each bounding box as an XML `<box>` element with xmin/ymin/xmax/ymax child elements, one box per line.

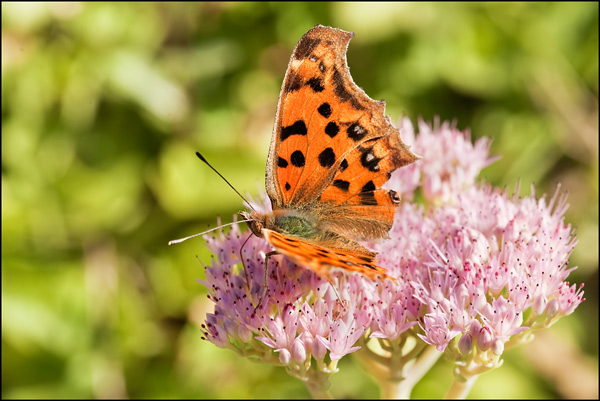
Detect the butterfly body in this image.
<box><xmin>241</xmin><ymin>208</ymin><xmax>387</xmax><ymax>279</ymax></box>
<box><xmin>244</xmin><ymin>25</ymin><xmax>418</xmax><ymax>280</ymax></box>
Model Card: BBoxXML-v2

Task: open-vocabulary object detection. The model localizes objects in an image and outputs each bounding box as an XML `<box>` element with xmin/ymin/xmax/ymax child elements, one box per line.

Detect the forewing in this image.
<box><xmin>265</xmin><ymin>25</ymin><xmax>417</xmax><ymax>211</ymax></box>
<box><xmin>266</xmin><ymin>25</ymin><xmax>415</xmax><ymax>208</ymax></box>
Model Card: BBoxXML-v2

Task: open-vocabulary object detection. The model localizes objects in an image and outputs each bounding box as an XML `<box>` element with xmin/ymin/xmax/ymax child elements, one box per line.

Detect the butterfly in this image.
<box><xmin>240</xmin><ymin>25</ymin><xmax>418</xmax><ymax>282</ymax></box>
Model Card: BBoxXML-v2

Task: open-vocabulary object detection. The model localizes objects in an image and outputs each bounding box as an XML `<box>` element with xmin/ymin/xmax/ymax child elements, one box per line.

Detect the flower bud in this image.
<box><xmin>299</xmin><ymin>331</ymin><xmax>313</xmax><ymax>355</ymax></box>
<box><xmin>458</xmin><ymin>333</ymin><xmax>473</xmax><ymax>354</ymax></box>
<box><xmin>278</xmin><ymin>348</ymin><xmax>291</xmax><ymax>365</ymax></box>
<box><xmin>291</xmin><ymin>338</ymin><xmax>307</xmax><ymax>364</ymax></box>
<box><xmin>469</xmin><ymin>320</ymin><xmax>482</xmax><ymax>338</ymax></box>
<box><xmin>478</xmin><ymin>326</ymin><xmax>493</xmax><ymax>351</ymax></box>
<box><xmin>312</xmin><ymin>336</ymin><xmax>327</xmax><ymax>361</ymax></box>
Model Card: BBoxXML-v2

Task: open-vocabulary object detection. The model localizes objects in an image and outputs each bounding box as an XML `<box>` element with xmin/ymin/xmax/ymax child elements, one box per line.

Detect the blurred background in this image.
<box><xmin>2</xmin><ymin>2</ymin><xmax>597</xmax><ymax>398</ymax></box>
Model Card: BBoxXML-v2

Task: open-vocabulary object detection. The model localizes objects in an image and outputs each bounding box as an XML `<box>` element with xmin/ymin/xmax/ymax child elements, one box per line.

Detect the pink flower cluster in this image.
<box><xmin>200</xmin><ymin>225</ymin><xmax>377</xmax><ymax>368</ymax></box>
<box><xmin>199</xmin><ymin>117</ymin><xmax>584</xmax><ymax>382</ymax></box>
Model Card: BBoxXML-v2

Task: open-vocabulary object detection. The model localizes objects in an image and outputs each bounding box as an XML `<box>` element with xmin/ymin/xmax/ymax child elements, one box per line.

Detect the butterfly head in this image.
<box><xmin>240</xmin><ymin>210</ymin><xmax>268</xmax><ymax>239</ymax></box>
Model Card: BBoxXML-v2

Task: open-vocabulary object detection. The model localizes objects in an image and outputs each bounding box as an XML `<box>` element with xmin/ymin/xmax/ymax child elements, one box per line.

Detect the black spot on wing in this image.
<box><xmin>290</xmin><ymin>150</ymin><xmax>305</xmax><ymax>167</ymax></box>
<box><xmin>285</xmin><ymin>182</ymin><xmax>291</xmax><ymax>191</ymax></box>
<box><xmin>360</xmin><ymin>146</ymin><xmax>382</xmax><ymax>172</ymax></box>
<box><xmin>332</xmin><ymin>179</ymin><xmax>350</xmax><ymax>192</ymax></box>
<box><xmin>361</xmin><ymin>180</ymin><xmax>376</xmax><ymax>192</ymax></box>
<box><xmin>347</xmin><ymin>123</ymin><xmax>367</xmax><ymax>141</ymax></box>
<box><xmin>281</xmin><ymin>120</ymin><xmax>307</xmax><ymax>142</ymax></box>
<box><xmin>307</xmin><ymin>77</ymin><xmax>324</xmax><ymax>92</ymax></box>
<box><xmin>359</xmin><ymin>180</ymin><xmax>378</xmax><ymax>205</ymax></box>
<box><xmin>278</xmin><ymin>157</ymin><xmax>288</xmax><ymax>168</ymax></box>
<box><xmin>317</xmin><ymin>103</ymin><xmax>331</xmax><ymax>118</ymax></box>
<box><xmin>325</xmin><ymin>122</ymin><xmax>339</xmax><ymax>138</ymax></box>
<box><xmin>318</xmin><ymin>148</ymin><xmax>336</xmax><ymax>168</ymax></box>
<box><xmin>340</xmin><ymin>159</ymin><xmax>348</xmax><ymax>171</ymax></box>
<box><xmin>284</xmin><ymin>73</ymin><xmax>303</xmax><ymax>93</ymax></box>
<box><xmin>350</xmin><ymin>99</ymin><xmax>365</xmax><ymax>110</ymax></box>
<box><xmin>332</xmin><ymin>68</ymin><xmax>352</xmax><ymax>102</ymax></box>
<box><xmin>295</xmin><ymin>37</ymin><xmax>321</xmax><ymax>60</ymax></box>
<box><xmin>332</xmin><ymin>68</ymin><xmax>365</xmax><ymax>110</ymax></box>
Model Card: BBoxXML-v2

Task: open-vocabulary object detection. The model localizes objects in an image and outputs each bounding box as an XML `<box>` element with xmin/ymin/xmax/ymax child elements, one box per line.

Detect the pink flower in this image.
<box><xmin>322</xmin><ymin>315</ymin><xmax>365</xmax><ymax>361</ymax></box>
<box><xmin>394</xmin><ymin>117</ymin><xmax>497</xmax><ymax>203</ymax></box>
<box><xmin>197</xmin><ymin>117</ymin><xmax>584</xmax><ymax>388</ymax></box>
<box><xmin>370</xmin><ymin>297</ymin><xmax>419</xmax><ymax>340</ymax></box>
<box><xmin>255</xmin><ymin>303</ymin><xmax>300</xmax><ymax>352</ymax></box>
<box><xmin>418</xmin><ymin>313</ymin><xmax>462</xmax><ymax>352</ymax></box>
<box><xmin>557</xmin><ymin>282</ymin><xmax>585</xmax><ymax>316</ymax></box>
<box><xmin>480</xmin><ymin>296</ymin><xmax>528</xmax><ymax>340</ymax></box>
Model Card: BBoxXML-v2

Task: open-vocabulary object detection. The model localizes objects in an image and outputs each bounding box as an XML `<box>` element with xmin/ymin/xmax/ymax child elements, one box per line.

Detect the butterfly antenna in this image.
<box><xmin>168</xmin><ymin>220</ymin><xmax>252</xmax><ymax>245</ymax></box>
<box><xmin>195</xmin><ymin>151</ymin><xmax>257</xmax><ymax>212</ymax></box>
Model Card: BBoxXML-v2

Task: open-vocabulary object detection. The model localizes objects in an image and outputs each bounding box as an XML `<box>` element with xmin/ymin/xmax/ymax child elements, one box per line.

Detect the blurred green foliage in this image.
<box><xmin>2</xmin><ymin>2</ymin><xmax>597</xmax><ymax>398</ymax></box>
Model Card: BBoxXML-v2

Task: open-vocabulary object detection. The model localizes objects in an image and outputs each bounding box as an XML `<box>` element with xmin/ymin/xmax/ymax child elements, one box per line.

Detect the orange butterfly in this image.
<box><xmin>240</xmin><ymin>25</ymin><xmax>418</xmax><ymax>281</ymax></box>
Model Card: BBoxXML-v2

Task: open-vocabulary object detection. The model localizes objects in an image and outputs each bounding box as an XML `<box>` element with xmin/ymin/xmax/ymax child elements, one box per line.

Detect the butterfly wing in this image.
<box><xmin>263</xmin><ymin>229</ymin><xmax>393</xmax><ymax>280</ymax></box>
<box><xmin>255</xmin><ymin>25</ymin><xmax>418</xmax><ymax>279</ymax></box>
<box><xmin>265</xmin><ymin>24</ymin><xmax>417</xmax><ymax>221</ymax></box>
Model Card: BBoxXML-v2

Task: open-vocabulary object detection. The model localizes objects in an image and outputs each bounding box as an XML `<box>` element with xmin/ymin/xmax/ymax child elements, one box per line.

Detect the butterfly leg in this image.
<box><xmin>325</xmin><ymin>276</ymin><xmax>350</xmax><ymax>317</ymax></box>
<box><xmin>252</xmin><ymin>250</ymin><xmax>277</xmax><ymax>315</ymax></box>
<box><xmin>329</xmin><ymin>280</ymin><xmax>342</xmax><ymax>303</ymax></box>
<box><xmin>332</xmin><ymin>285</ymin><xmax>351</xmax><ymax>318</ymax></box>
<box><xmin>239</xmin><ymin>233</ymin><xmax>253</xmax><ymax>294</ymax></box>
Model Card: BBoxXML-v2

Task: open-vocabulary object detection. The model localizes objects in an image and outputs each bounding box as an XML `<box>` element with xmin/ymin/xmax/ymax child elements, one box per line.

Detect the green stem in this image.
<box><xmin>302</xmin><ymin>370</ymin><xmax>333</xmax><ymax>399</ymax></box>
<box><xmin>304</xmin><ymin>381</ymin><xmax>333</xmax><ymax>399</ymax></box>
<box><xmin>388</xmin><ymin>345</ymin><xmax>441</xmax><ymax>399</ymax></box>
<box><xmin>357</xmin><ymin>339</ymin><xmax>442</xmax><ymax>399</ymax></box>
<box><xmin>407</xmin><ymin>345</ymin><xmax>442</xmax><ymax>384</ymax></box>
<box><xmin>380</xmin><ymin>379</ymin><xmax>411</xmax><ymax>399</ymax></box>
<box><xmin>445</xmin><ymin>374</ymin><xmax>478</xmax><ymax>399</ymax></box>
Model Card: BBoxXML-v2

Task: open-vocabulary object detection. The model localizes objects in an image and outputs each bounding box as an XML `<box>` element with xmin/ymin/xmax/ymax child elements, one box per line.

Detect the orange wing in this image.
<box><xmin>265</xmin><ymin>25</ymin><xmax>417</xmax><ymax>219</ymax></box>
<box><xmin>263</xmin><ymin>229</ymin><xmax>393</xmax><ymax>280</ymax></box>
